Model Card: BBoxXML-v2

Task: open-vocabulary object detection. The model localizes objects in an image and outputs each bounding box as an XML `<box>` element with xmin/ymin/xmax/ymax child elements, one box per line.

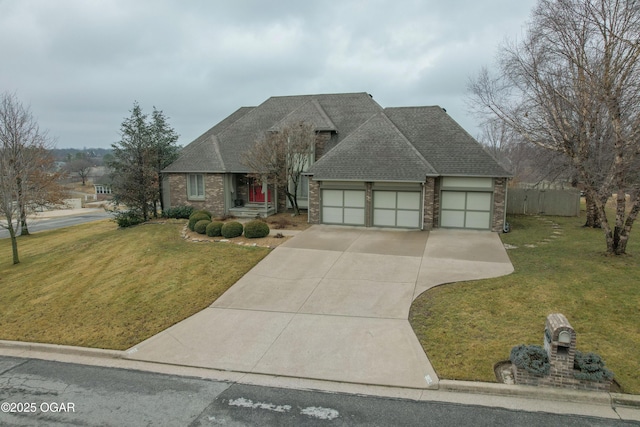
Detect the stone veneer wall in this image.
<box><xmin>308</xmin><ymin>179</ymin><xmax>320</xmax><ymax>224</ymax></box>
<box><xmin>365</xmin><ymin>182</ymin><xmax>373</xmax><ymax>227</ymax></box>
<box><xmin>492</xmin><ymin>178</ymin><xmax>507</xmax><ymax>232</ymax></box>
<box><xmin>423</xmin><ymin>177</ymin><xmax>435</xmax><ymax>230</ymax></box>
<box><xmin>168</xmin><ymin>173</ymin><xmax>225</xmax><ymax>217</ymax></box>
<box><xmin>432</xmin><ymin>178</ymin><xmax>441</xmax><ymax>228</ymax></box>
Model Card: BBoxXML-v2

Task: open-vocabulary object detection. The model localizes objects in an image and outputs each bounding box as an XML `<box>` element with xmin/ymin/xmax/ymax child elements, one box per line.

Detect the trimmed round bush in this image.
<box><xmin>510</xmin><ymin>344</ymin><xmax>550</xmax><ymax>376</ymax></box>
<box><xmin>189</xmin><ymin>210</ymin><xmax>212</xmax><ymax>220</ymax></box>
<box><xmin>194</xmin><ymin>219</ymin><xmax>211</xmax><ymax>234</ymax></box>
<box><xmin>206</xmin><ymin>221</ymin><xmax>224</xmax><ymax>237</ymax></box>
<box><xmin>221</xmin><ymin>221</ymin><xmax>243</xmax><ymax>238</ymax></box>
<box><xmin>244</xmin><ymin>220</ymin><xmax>270</xmax><ymax>239</ymax></box>
<box><xmin>188</xmin><ymin>213</ymin><xmax>210</xmax><ymax>231</ymax></box>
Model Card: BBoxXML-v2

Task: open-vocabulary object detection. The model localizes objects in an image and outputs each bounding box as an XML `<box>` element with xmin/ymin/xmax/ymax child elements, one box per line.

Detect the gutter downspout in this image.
<box><xmin>421</xmin><ymin>181</ymin><xmax>425</xmax><ymax>231</ymax></box>
<box><xmin>503</xmin><ymin>179</ymin><xmax>510</xmax><ymax>233</ymax></box>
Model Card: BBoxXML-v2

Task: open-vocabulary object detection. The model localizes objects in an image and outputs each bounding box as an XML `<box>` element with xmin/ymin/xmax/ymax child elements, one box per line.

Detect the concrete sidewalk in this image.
<box><xmin>125</xmin><ymin>225</ymin><xmax>513</xmax><ymax>390</ymax></box>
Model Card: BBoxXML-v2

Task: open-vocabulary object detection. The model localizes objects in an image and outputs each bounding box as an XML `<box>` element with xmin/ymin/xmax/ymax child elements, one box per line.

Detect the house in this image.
<box><xmin>162</xmin><ymin>92</ymin><xmax>510</xmax><ymax>231</ymax></box>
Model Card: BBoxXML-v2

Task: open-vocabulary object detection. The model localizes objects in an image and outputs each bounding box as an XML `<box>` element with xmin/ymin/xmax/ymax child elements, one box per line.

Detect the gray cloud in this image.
<box><xmin>0</xmin><ymin>0</ymin><xmax>536</xmax><ymax>148</ymax></box>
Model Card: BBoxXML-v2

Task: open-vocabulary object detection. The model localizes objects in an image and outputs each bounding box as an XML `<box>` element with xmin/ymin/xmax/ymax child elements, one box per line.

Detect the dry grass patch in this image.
<box><xmin>410</xmin><ymin>214</ymin><xmax>640</xmax><ymax>394</ymax></box>
<box><xmin>0</xmin><ymin>219</ymin><xmax>269</xmax><ymax>350</ymax></box>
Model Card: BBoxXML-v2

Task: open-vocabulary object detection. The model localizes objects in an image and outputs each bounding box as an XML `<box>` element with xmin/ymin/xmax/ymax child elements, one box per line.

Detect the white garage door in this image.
<box><xmin>373</xmin><ymin>191</ymin><xmax>421</xmax><ymax>228</ymax></box>
<box><xmin>441</xmin><ymin>191</ymin><xmax>492</xmax><ymax>229</ymax></box>
<box><xmin>322</xmin><ymin>189</ymin><xmax>365</xmax><ymax>225</ymax></box>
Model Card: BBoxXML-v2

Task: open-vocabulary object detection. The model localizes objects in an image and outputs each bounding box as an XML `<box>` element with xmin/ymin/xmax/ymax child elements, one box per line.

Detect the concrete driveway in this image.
<box><xmin>126</xmin><ymin>225</ymin><xmax>513</xmax><ymax>390</ymax></box>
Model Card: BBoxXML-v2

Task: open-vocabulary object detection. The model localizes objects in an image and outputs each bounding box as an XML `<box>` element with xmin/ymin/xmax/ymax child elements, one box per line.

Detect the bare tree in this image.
<box><xmin>0</xmin><ymin>93</ymin><xmax>61</xmax><ymax>263</ymax></box>
<box><xmin>469</xmin><ymin>0</ymin><xmax>640</xmax><ymax>255</ymax></box>
<box><xmin>66</xmin><ymin>157</ymin><xmax>92</xmax><ymax>185</ymax></box>
<box><xmin>17</xmin><ymin>146</ymin><xmax>67</xmax><ymax>236</ymax></box>
<box><xmin>242</xmin><ymin>121</ymin><xmax>318</xmax><ymax>216</ymax></box>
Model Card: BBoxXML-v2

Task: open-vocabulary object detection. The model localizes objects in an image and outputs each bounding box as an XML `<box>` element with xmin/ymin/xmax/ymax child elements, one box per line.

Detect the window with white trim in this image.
<box><xmin>187</xmin><ymin>174</ymin><xmax>204</xmax><ymax>200</ymax></box>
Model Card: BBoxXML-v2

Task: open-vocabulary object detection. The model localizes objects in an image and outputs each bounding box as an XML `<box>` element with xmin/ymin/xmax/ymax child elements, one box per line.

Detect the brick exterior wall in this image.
<box><xmin>423</xmin><ymin>177</ymin><xmax>435</xmax><ymax>230</ymax></box>
<box><xmin>492</xmin><ymin>178</ymin><xmax>507</xmax><ymax>232</ymax></box>
<box><xmin>308</xmin><ymin>179</ymin><xmax>320</xmax><ymax>224</ymax></box>
<box><xmin>167</xmin><ymin>173</ymin><xmax>226</xmax><ymax>217</ymax></box>
<box><xmin>314</xmin><ymin>131</ymin><xmax>331</xmax><ymax>160</ymax></box>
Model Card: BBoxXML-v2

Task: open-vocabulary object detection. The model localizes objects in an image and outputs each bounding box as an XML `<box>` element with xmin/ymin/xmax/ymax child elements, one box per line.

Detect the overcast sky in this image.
<box><xmin>1</xmin><ymin>0</ymin><xmax>537</xmax><ymax>149</ymax></box>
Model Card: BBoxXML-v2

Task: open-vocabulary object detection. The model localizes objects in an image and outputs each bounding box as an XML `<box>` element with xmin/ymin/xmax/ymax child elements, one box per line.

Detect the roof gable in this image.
<box><xmin>269</xmin><ymin>99</ymin><xmax>337</xmax><ymax>132</ymax></box>
<box><xmin>308</xmin><ymin>112</ymin><xmax>437</xmax><ymax>181</ymax></box>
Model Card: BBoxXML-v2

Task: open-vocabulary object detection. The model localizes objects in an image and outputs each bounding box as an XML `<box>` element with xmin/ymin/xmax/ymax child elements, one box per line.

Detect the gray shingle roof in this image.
<box><xmin>162</xmin><ymin>106</ymin><xmax>253</xmax><ymax>173</ymax></box>
<box><xmin>307</xmin><ymin>112</ymin><xmax>437</xmax><ymax>181</ymax></box>
<box><xmin>384</xmin><ymin>106</ymin><xmax>511</xmax><ymax>177</ymax></box>
<box><xmin>164</xmin><ymin>93</ymin><xmax>510</xmax><ymax>179</ymax></box>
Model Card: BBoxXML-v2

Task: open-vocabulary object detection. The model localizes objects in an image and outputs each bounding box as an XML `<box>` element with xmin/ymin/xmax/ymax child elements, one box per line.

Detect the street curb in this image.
<box><xmin>438</xmin><ymin>379</ymin><xmax>636</xmax><ymax>407</ymax></box>
<box><xmin>1</xmin><ymin>340</ymin><xmax>638</xmax><ymax>410</ymax></box>
<box><xmin>612</xmin><ymin>393</ymin><xmax>640</xmax><ymax>408</ymax></box>
<box><xmin>0</xmin><ymin>340</ymin><xmax>124</xmax><ymax>359</ymax></box>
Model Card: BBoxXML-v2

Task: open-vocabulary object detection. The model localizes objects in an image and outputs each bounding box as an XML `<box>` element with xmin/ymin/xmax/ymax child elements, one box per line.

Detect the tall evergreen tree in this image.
<box><xmin>109</xmin><ymin>102</ymin><xmax>179</xmax><ymax>221</ymax></box>
<box><xmin>150</xmin><ymin>107</ymin><xmax>179</xmax><ymax>214</ymax></box>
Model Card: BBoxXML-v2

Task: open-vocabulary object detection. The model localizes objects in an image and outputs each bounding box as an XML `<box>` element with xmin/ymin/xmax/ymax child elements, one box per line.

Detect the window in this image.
<box><xmin>295</xmin><ymin>175</ymin><xmax>309</xmax><ymax>199</ymax></box>
<box><xmin>95</xmin><ymin>185</ymin><xmax>112</xmax><ymax>194</ymax></box>
<box><xmin>187</xmin><ymin>174</ymin><xmax>204</xmax><ymax>199</ymax></box>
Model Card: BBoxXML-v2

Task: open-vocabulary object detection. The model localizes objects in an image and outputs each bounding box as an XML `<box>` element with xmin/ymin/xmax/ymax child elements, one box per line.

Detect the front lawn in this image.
<box><xmin>0</xmin><ymin>219</ymin><xmax>269</xmax><ymax>350</ymax></box>
<box><xmin>410</xmin><ymin>214</ymin><xmax>640</xmax><ymax>394</ymax></box>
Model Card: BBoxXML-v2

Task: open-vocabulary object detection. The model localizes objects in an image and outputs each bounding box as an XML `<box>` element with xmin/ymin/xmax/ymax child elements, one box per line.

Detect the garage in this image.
<box><xmin>439</xmin><ymin>177</ymin><xmax>494</xmax><ymax>230</ymax></box>
<box><xmin>373</xmin><ymin>190</ymin><xmax>422</xmax><ymax>228</ymax></box>
<box><xmin>440</xmin><ymin>190</ymin><xmax>492</xmax><ymax>229</ymax></box>
<box><xmin>321</xmin><ymin>189</ymin><xmax>366</xmax><ymax>225</ymax></box>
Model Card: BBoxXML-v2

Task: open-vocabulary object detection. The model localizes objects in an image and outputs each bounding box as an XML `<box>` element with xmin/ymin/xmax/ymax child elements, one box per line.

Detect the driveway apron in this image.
<box><xmin>126</xmin><ymin>225</ymin><xmax>513</xmax><ymax>389</ymax></box>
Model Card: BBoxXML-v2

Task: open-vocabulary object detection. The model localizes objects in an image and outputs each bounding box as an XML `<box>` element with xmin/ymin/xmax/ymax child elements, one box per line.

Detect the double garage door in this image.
<box><xmin>440</xmin><ymin>191</ymin><xmax>492</xmax><ymax>229</ymax></box>
<box><xmin>321</xmin><ymin>189</ymin><xmax>422</xmax><ymax>228</ymax></box>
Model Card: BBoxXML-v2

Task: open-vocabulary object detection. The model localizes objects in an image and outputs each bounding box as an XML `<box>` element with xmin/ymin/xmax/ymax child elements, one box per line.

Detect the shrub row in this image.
<box><xmin>161</xmin><ymin>205</ymin><xmax>194</xmax><ymax>219</ymax></box>
<box><xmin>189</xmin><ymin>218</ymin><xmax>270</xmax><ymax>239</ymax></box>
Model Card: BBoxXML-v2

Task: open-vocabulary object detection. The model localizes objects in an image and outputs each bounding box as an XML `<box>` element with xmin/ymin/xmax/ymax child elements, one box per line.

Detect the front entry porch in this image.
<box><xmin>227</xmin><ymin>175</ymin><xmax>276</xmax><ymax>218</ymax></box>
<box><xmin>229</xmin><ymin>202</ymin><xmax>276</xmax><ymax>218</ymax></box>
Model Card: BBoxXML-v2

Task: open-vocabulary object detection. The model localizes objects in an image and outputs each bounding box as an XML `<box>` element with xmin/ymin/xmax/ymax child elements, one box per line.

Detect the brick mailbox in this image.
<box><xmin>513</xmin><ymin>313</ymin><xmax>612</xmax><ymax>391</ymax></box>
<box><xmin>544</xmin><ymin>313</ymin><xmax>577</xmax><ymax>379</ymax></box>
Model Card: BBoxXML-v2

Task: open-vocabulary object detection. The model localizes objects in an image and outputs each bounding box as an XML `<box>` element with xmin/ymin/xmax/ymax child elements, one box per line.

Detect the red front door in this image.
<box><xmin>249</xmin><ymin>179</ymin><xmax>271</xmax><ymax>203</ymax></box>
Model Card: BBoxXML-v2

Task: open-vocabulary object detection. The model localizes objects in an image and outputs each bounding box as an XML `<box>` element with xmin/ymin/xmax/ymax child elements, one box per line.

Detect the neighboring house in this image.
<box><xmin>91</xmin><ymin>167</ymin><xmax>113</xmax><ymax>200</ymax></box>
<box><xmin>162</xmin><ymin>92</ymin><xmax>510</xmax><ymax>231</ymax></box>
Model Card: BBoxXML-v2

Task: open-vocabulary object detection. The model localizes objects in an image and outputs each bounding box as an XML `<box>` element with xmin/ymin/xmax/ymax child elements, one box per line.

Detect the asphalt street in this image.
<box><xmin>0</xmin><ymin>357</ymin><xmax>636</xmax><ymax>427</ymax></box>
<box><xmin>0</xmin><ymin>211</ymin><xmax>111</xmax><ymax>239</ymax></box>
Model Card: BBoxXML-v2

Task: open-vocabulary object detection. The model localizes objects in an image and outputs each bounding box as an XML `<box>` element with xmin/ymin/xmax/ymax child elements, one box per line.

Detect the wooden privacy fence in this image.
<box><xmin>507</xmin><ymin>189</ymin><xmax>580</xmax><ymax>216</ymax></box>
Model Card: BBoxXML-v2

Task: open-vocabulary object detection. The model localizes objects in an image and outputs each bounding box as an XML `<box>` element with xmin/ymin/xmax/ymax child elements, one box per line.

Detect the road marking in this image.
<box><xmin>300</xmin><ymin>406</ymin><xmax>339</xmax><ymax>420</ymax></box>
<box><xmin>228</xmin><ymin>397</ymin><xmax>291</xmax><ymax>413</ymax></box>
<box><xmin>227</xmin><ymin>398</ymin><xmax>340</xmax><ymax>420</ymax></box>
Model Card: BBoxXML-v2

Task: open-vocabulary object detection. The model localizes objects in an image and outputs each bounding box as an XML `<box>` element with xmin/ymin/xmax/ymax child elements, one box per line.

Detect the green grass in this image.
<box><xmin>410</xmin><ymin>214</ymin><xmax>640</xmax><ymax>394</ymax></box>
<box><xmin>0</xmin><ymin>219</ymin><xmax>269</xmax><ymax>350</ymax></box>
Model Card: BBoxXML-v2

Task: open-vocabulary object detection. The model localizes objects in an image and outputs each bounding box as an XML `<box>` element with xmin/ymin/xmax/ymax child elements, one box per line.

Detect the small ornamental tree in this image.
<box><xmin>242</xmin><ymin>121</ymin><xmax>320</xmax><ymax>215</ymax></box>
